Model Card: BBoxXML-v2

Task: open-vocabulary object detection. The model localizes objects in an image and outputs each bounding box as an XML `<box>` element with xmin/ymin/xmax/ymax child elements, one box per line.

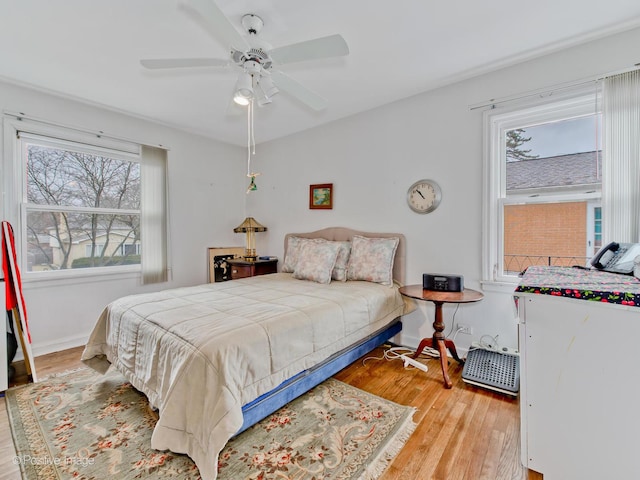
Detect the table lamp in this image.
<box><xmin>233</xmin><ymin>217</ymin><xmax>267</xmax><ymax>260</ymax></box>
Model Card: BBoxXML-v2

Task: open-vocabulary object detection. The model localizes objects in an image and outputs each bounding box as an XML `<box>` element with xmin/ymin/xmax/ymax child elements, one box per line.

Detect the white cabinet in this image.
<box><xmin>516</xmin><ymin>292</ymin><xmax>640</xmax><ymax>479</ymax></box>
<box><xmin>0</xmin><ymin>281</ymin><xmax>7</xmax><ymax>391</ymax></box>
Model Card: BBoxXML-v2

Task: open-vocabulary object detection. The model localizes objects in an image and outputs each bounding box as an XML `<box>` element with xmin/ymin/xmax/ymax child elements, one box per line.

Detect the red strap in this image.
<box><xmin>2</xmin><ymin>221</ymin><xmax>30</xmax><ymax>341</ymax></box>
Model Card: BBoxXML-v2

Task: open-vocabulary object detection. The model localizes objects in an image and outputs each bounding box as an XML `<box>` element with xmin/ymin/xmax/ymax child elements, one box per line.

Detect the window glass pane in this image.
<box><xmin>513</xmin><ymin>115</ymin><xmax>600</xmax><ymax>158</ymax></box>
<box><xmin>506</xmin><ymin>115</ymin><xmax>601</xmax><ymax>194</ymax></box>
<box><xmin>26</xmin><ymin>143</ymin><xmax>140</xmax><ymax>209</ymax></box>
<box><xmin>501</xmin><ymin>112</ymin><xmax>601</xmax><ymax>277</ymax></box>
<box><xmin>594</xmin><ymin>206</ymin><xmax>602</xmax><ymax>250</ymax></box>
<box><xmin>503</xmin><ymin>202</ymin><xmax>592</xmax><ymax>275</ymax></box>
<box><xmin>26</xmin><ymin>211</ymin><xmax>140</xmax><ymax>272</ymax></box>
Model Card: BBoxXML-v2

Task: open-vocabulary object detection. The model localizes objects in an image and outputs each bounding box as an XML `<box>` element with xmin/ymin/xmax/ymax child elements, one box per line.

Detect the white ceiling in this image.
<box><xmin>2</xmin><ymin>0</ymin><xmax>640</xmax><ymax>147</ymax></box>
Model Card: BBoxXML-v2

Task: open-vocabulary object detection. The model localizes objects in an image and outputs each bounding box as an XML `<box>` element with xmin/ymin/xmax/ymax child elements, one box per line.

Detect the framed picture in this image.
<box><xmin>309</xmin><ymin>183</ymin><xmax>333</xmax><ymax>209</ymax></box>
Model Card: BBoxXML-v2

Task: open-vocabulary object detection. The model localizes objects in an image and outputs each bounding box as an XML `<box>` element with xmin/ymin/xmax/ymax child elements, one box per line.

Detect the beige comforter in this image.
<box><xmin>81</xmin><ymin>273</ymin><xmax>405</xmax><ymax>480</ymax></box>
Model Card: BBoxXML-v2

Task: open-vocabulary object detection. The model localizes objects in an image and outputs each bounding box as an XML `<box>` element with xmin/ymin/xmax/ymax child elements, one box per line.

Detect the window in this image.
<box><xmin>593</xmin><ymin>206</ymin><xmax>602</xmax><ymax>252</ymax></box>
<box><xmin>23</xmin><ymin>135</ymin><xmax>141</xmax><ymax>272</ymax></box>
<box><xmin>483</xmin><ymin>92</ymin><xmax>602</xmax><ymax>283</ymax></box>
<box><xmin>4</xmin><ymin>118</ymin><xmax>168</xmax><ymax>282</ymax></box>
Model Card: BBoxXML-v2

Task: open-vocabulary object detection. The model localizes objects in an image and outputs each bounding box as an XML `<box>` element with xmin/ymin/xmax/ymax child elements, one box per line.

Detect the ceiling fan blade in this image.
<box><xmin>270</xmin><ymin>34</ymin><xmax>349</xmax><ymax>65</ymax></box>
<box><xmin>140</xmin><ymin>58</ymin><xmax>228</xmax><ymax>69</ymax></box>
<box><xmin>185</xmin><ymin>0</ymin><xmax>249</xmax><ymax>51</ymax></box>
<box><xmin>271</xmin><ymin>70</ymin><xmax>327</xmax><ymax>111</ymax></box>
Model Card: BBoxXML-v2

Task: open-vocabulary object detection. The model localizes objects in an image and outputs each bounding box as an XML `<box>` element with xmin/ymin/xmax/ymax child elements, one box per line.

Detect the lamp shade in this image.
<box><xmin>233</xmin><ymin>217</ymin><xmax>267</xmax><ymax>233</ymax></box>
<box><xmin>234</xmin><ymin>217</ymin><xmax>267</xmax><ymax>260</ymax></box>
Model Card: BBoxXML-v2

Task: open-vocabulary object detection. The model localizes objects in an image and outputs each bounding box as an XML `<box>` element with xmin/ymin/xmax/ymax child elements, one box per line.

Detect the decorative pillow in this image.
<box><xmin>282</xmin><ymin>236</ymin><xmax>306</xmax><ymax>273</ymax></box>
<box><xmin>346</xmin><ymin>235</ymin><xmax>399</xmax><ymax>286</ymax></box>
<box><xmin>293</xmin><ymin>241</ymin><xmax>341</xmax><ymax>284</ymax></box>
<box><xmin>331</xmin><ymin>241</ymin><xmax>352</xmax><ymax>282</ymax></box>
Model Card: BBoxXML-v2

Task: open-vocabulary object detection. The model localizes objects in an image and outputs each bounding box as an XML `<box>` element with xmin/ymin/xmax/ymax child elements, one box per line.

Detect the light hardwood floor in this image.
<box><xmin>1</xmin><ymin>346</ymin><xmax>542</xmax><ymax>479</ymax></box>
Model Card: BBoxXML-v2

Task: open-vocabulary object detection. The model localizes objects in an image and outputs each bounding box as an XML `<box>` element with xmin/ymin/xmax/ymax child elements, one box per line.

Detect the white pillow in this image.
<box><xmin>346</xmin><ymin>235</ymin><xmax>399</xmax><ymax>286</ymax></box>
<box><xmin>293</xmin><ymin>241</ymin><xmax>341</xmax><ymax>284</ymax></box>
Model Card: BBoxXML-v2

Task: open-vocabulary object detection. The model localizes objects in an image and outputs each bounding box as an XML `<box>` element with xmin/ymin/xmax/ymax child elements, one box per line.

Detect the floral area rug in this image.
<box><xmin>5</xmin><ymin>367</ymin><xmax>416</xmax><ymax>479</ymax></box>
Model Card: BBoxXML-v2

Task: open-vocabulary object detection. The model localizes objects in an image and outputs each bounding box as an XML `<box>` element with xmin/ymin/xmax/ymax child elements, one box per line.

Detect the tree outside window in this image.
<box><xmin>24</xmin><ymin>140</ymin><xmax>141</xmax><ymax>272</ymax></box>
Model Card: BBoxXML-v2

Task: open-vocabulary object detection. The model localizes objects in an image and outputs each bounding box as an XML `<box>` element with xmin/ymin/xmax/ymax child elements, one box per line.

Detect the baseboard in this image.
<box><xmin>12</xmin><ymin>333</ymin><xmax>89</xmax><ymax>361</ymax></box>
<box><xmin>397</xmin><ymin>333</ymin><xmax>422</xmax><ymax>350</ymax></box>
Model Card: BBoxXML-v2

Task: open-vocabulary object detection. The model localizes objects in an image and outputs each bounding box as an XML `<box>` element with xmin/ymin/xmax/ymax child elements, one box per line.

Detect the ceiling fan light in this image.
<box><xmin>234</xmin><ymin>94</ymin><xmax>251</xmax><ymax>106</ymax></box>
<box><xmin>257</xmin><ymin>95</ymin><xmax>272</xmax><ymax>107</ymax></box>
<box><xmin>258</xmin><ymin>75</ymin><xmax>279</xmax><ymax>99</ymax></box>
<box><xmin>234</xmin><ymin>72</ymin><xmax>254</xmax><ymax>105</ymax></box>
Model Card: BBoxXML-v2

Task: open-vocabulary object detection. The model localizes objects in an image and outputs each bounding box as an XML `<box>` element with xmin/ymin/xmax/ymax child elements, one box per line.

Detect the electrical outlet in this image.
<box><xmin>457</xmin><ymin>323</ymin><xmax>473</xmax><ymax>335</ymax></box>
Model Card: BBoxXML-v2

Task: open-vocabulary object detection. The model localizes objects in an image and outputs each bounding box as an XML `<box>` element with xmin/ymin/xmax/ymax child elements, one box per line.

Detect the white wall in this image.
<box><xmin>247</xmin><ymin>26</ymin><xmax>640</xmax><ymax>353</ymax></box>
<box><xmin>0</xmin><ymin>80</ymin><xmax>247</xmax><ymax>356</ymax></box>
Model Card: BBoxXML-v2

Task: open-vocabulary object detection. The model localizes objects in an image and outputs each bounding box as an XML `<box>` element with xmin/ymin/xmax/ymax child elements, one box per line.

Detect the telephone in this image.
<box><xmin>590</xmin><ymin>242</ymin><xmax>640</xmax><ymax>274</ymax></box>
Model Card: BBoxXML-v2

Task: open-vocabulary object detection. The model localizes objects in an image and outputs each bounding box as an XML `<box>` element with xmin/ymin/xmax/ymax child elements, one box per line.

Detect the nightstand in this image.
<box><xmin>228</xmin><ymin>258</ymin><xmax>278</xmax><ymax>280</ymax></box>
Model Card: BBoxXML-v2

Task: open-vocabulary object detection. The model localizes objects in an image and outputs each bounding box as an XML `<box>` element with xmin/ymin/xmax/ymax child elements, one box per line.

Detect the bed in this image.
<box><xmin>81</xmin><ymin>227</ymin><xmax>412</xmax><ymax>480</ymax></box>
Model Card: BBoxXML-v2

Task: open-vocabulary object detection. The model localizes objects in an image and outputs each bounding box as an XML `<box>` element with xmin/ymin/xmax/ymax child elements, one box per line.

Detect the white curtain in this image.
<box><xmin>602</xmin><ymin>69</ymin><xmax>640</xmax><ymax>243</ymax></box>
<box><xmin>140</xmin><ymin>145</ymin><xmax>169</xmax><ymax>284</ymax></box>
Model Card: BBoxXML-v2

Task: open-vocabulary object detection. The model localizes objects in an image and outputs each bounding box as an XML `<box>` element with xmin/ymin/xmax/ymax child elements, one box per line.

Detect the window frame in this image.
<box><xmin>482</xmin><ymin>91</ymin><xmax>602</xmax><ymax>285</ymax></box>
<box><xmin>3</xmin><ymin>118</ymin><xmax>144</xmax><ymax>283</ymax></box>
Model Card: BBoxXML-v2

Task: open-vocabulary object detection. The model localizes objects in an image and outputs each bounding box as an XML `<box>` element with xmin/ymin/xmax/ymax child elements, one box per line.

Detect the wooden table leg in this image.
<box><xmin>444</xmin><ymin>339</ymin><xmax>463</xmax><ymax>364</ymax></box>
<box><xmin>434</xmin><ymin>338</ymin><xmax>452</xmax><ymax>389</ymax></box>
<box><xmin>413</xmin><ymin>301</ymin><xmax>463</xmax><ymax>389</ymax></box>
<box><xmin>414</xmin><ymin>336</ymin><xmax>435</xmax><ymax>358</ymax></box>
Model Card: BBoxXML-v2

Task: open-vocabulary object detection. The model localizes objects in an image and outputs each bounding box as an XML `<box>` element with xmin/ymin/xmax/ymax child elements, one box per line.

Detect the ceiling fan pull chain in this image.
<box><xmin>250</xmin><ymin>99</ymin><xmax>256</xmax><ymax>156</ymax></box>
<box><xmin>246</xmin><ymin>99</ymin><xmax>251</xmax><ymax>177</ymax></box>
<box><xmin>246</xmin><ymin>99</ymin><xmax>260</xmax><ymax>193</ymax></box>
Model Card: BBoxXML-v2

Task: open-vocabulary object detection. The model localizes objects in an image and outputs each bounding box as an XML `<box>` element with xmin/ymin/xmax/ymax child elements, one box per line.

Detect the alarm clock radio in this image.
<box><xmin>423</xmin><ymin>273</ymin><xmax>464</xmax><ymax>292</ymax></box>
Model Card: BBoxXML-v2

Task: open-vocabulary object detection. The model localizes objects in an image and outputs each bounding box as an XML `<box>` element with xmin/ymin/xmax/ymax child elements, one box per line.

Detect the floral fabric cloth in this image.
<box><xmin>347</xmin><ymin>236</ymin><xmax>399</xmax><ymax>286</ymax></box>
<box><xmin>515</xmin><ymin>266</ymin><xmax>640</xmax><ymax>307</ymax></box>
<box><xmin>292</xmin><ymin>241</ymin><xmax>341</xmax><ymax>284</ymax></box>
<box><xmin>284</xmin><ymin>237</ymin><xmax>352</xmax><ymax>282</ymax></box>
<box><xmin>330</xmin><ymin>241</ymin><xmax>352</xmax><ymax>282</ymax></box>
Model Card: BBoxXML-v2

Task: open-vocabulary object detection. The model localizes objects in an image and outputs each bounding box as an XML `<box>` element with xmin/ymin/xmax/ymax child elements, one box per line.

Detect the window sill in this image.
<box><xmin>481</xmin><ymin>279</ymin><xmax>520</xmax><ymax>294</ymax></box>
<box><xmin>23</xmin><ymin>266</ymin><xmax>141</xmax><ymax>289</ymax></box>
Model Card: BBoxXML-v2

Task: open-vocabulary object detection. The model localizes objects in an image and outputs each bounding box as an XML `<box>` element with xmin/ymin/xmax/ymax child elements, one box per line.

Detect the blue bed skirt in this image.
<box><xmin>237</xmin><ymin>319</ymin><xmax>402</xmax><ymax>433</ymax></box>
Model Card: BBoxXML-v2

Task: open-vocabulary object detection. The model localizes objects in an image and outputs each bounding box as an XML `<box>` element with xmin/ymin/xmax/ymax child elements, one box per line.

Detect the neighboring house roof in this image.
<box><xmin>506</xmin><ymin>151</ymin><xmax>601</xmax><ymax>191</ymax></box>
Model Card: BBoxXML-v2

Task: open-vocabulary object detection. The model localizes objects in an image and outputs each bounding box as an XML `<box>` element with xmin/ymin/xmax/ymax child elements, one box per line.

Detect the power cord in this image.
<box><xmin>444</xmin><ymin>303</ymin><xmax>461</xmax><ymax>338</ymax></box>
<box><xmin>362</xmin><ymin>345</ymin><xmax>434</xmax><ymax>371</ymax></box>
<box><xmin>450</xmin><ymin>326</ymin><xmax>465</xmax><ymax>344</ymax></box>
<box><xmin>362</xmin><ymin>346</ymin><xmax>414</xmax><ymax>365</ymax></box>
<box><xmin>363</xmin><ymin>302</ymin><xmax>467</xmax><ymax>369</ymax></box>
<box><xmin>474</xmin><ymin>334</ymin><xmax>501</xmax><ymax>352</ymax></box>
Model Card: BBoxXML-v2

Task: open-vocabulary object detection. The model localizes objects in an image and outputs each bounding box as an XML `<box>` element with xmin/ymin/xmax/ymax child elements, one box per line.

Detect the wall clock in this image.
<box><xmin>407</xmin><ymin>179</ymin><xmax>441</xmax><ymax>214</ymax></box>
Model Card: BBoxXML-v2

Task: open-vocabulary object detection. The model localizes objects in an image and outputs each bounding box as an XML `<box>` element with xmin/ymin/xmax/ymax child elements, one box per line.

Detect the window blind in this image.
<box><xmin>140</xmin><ymin>145</ymin><xmax>169</xmax><ymax>284</ymax></box>
<box><xmin>602</xmin><ymin>69</ymin><xmax>640</xmax><ymax>243</ymax></box>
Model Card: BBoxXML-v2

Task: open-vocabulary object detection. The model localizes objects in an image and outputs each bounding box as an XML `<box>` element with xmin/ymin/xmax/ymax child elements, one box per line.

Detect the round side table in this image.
<box><xmin>399</xmin><ymin>285</ymin><xmax>484</xmax><ymax>388</ymax></box>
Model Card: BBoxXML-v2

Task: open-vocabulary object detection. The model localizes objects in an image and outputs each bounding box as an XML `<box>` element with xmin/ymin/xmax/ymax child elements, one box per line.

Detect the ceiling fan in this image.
<box><xmin>140</xmin><ymin>0</ymin><xmax>350</xmax><ymax>111</ymax></box>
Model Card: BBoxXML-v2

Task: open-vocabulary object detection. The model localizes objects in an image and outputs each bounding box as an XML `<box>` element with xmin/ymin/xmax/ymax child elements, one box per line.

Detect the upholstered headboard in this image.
<box><xmin>284</xmin><ymin>227</ymin><xmax>406</xmax><ymax>285</ymax></box>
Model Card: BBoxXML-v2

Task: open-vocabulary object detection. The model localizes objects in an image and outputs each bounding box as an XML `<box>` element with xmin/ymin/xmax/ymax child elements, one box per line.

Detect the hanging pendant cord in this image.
<box><xmin>246</xmin><ymin>99</ymin><xmax>257</xmax><ymax>177</ymax></box>
<box><xmin>246</xmin><ymin>100</ymin><xmax>252</xmax><ymax>177</ymax></box>
<box><xmin>251</xmin><ymin>100</ymin><xmax>255</xmax><ymax>157</ymax></box>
